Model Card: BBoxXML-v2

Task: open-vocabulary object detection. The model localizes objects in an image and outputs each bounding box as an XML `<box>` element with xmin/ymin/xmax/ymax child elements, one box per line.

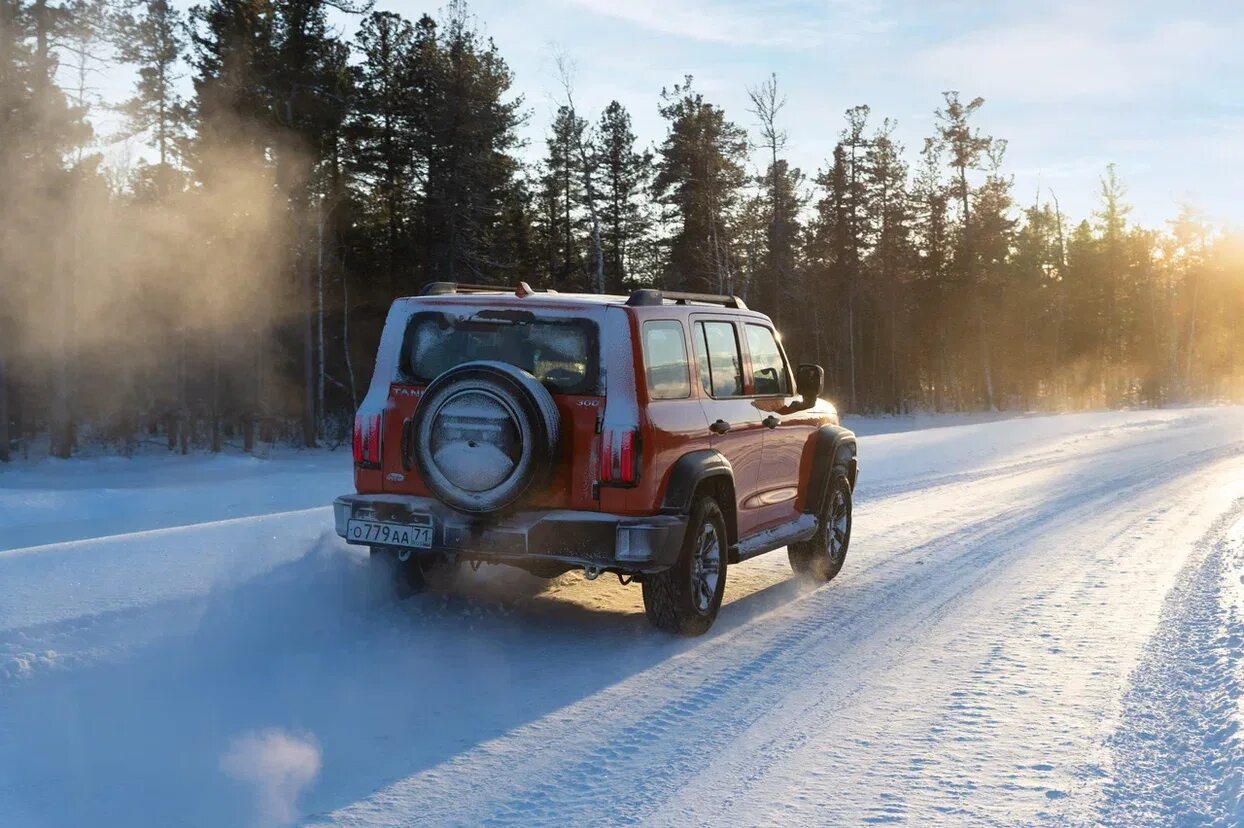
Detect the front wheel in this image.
<box><xmin>788</xmin><ymin>471</ymin><xmax>852</xmax><ymax>582</ymax></box>
<box><xmin>642</xmin><ymin>495</ymin><xmax>728</xmax><ymax>635</ymax></box>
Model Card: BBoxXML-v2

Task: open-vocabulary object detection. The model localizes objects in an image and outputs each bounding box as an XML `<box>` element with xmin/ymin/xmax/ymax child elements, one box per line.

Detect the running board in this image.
<box><xmin>730</xmin><ymin>514</ymin><xmax>818</xmax><ymax>563</ymax></box>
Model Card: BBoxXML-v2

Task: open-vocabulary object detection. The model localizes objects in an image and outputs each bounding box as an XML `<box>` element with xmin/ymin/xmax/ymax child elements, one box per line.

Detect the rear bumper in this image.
<box><xmin>333</xmin><ymin>494</ymin><xmax>686</xmax><ymax>574</ymax></box>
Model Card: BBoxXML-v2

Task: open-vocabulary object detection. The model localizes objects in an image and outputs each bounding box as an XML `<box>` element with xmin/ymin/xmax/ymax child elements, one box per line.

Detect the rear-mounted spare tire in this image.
<box><xmin>411</xmin><ymin>360</ymin><xmax>561</xmax><ymax>514</ymax></box>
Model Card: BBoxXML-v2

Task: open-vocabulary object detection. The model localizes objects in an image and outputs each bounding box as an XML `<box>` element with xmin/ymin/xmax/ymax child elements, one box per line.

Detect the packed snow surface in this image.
<box><xmin>2</xmin><ymin>407</ymin><xmax>1244</xmax><ymax>826</ymax></box>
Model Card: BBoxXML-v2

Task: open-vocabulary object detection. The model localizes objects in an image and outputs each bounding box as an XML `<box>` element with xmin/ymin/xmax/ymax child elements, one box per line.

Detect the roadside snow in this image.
<box><xmin>0</xmin><ymin>450</ymin><xmax>347</xmax><ymax>552</ymax></box>
<box><xmin>1095</xmin><ymin>514</ymin><xmax>1244</xmax><ymax>826</ymax></box>
<box><xmin>2</xmin><ymin>407</ymin><xmax>1243</xmax><ymax>826</ymax></box>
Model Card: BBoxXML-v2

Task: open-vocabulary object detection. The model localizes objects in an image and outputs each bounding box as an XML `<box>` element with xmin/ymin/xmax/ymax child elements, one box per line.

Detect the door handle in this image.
<box><xmin>709</xmin><ymin>419</ymin><xmax>731</xmax><ymax>435</ymax></box>
<box><xmin>763</xmin><ymin>415</ymin><xmax>780</xmax><ymax>429</ymax></box>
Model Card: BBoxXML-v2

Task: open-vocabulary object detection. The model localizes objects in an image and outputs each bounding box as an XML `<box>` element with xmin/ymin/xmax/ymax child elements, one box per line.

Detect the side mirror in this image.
<box><xmin>796</xmin><ymin>364</ymin><xmax>824</xmax><ymax>404</ymax></box>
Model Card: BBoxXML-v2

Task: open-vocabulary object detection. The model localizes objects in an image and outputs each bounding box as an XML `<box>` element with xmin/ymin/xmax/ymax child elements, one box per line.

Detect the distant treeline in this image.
<box><xmin>1</xmin><ymin>0</ymin><xmax>1242</xmax><ymax>461</ymax></box>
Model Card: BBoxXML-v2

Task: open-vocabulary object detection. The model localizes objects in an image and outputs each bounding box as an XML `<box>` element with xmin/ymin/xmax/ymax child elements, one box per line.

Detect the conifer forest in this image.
<box><xmin>2</xmin><ymin>0</ymin><xmax>1242</xmax><ymax>460</ymax></box>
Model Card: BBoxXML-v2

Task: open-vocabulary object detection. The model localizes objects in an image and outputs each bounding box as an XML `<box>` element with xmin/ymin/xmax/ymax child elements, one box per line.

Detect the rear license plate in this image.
<box><xmin>346</xmin><ymin>518</ymin><xmax>433</xmax><ymax>548</ymax></box>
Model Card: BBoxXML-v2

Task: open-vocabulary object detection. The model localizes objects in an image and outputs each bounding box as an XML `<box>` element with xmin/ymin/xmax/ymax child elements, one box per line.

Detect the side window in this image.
<box><xmin>692</xmin><ymin>323</ymin><xmax>712</xmax><ymax>396</ymax></box>
<box><xmin>745</xmin><ymin>324</ymin><xmax>790</xmax><ymax>395</ymax></box>
<box><xmin>695</xmin><ymin>321</ymin><xmax>744</xmax><ymax>397</ymax></box>
<box><xmin>642</xmin><ymin>320</ymin><xmax>691</xmax><ymax>400</ymax></box>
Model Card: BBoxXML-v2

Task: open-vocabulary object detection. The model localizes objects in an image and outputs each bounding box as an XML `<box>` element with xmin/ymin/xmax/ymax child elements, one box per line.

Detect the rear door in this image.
<box><xmin>380</xmin><ymin>301</ymin><xmax>605</xmax><ymax>511</ymax></box>
<box><xmin>690</xmin><ymin>317</ymin><xmax>767</xmax><ymax>538</ymax></box>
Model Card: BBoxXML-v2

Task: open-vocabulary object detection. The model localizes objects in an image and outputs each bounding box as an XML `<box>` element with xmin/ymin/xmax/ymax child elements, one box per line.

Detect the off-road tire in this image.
<box><xmin>788</xmin><ymin>471</ymin><xmax>852</xmax><ymax>582</ymax></box>
<box><xmin>642</xmin><ymin>496</ymin><xmax>728</xmax><ymax>635</ymax></box>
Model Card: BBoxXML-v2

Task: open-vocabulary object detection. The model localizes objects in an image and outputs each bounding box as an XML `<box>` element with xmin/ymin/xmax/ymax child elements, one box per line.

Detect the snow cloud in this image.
<box><xmin>221</xmin><ymin>729</ymin><xmax>322</xmax><ymax>827</ymax></box>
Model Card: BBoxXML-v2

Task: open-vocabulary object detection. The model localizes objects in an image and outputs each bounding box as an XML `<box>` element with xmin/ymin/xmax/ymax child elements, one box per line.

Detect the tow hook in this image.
<box><xmin>583</xmin><ymin>565</ymin><xmax>603</xmax><ymax>581</ymax></box>
<box><xmin>397</xmin><ymin>547</ymin><xmax>414</xmax><ymax>563</ymax></box>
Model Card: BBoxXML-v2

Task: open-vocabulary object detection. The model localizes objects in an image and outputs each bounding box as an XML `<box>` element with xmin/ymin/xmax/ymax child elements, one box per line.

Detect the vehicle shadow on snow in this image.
<box><xmin>418</xmin><ymin>555</ymin><xmax>812</xmax><ymax>635</ymax></box>
<box><xmin>0</xmin><ymin>532</ymin><xmax>812</xmax><ymax>827</ymax></box>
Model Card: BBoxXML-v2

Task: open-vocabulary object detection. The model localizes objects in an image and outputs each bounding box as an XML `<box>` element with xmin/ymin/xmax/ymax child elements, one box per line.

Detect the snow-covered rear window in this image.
<box><xmin>401</xmin><ymin>310</ymin><xmax>599</xmax><ymax>395</ymax></box>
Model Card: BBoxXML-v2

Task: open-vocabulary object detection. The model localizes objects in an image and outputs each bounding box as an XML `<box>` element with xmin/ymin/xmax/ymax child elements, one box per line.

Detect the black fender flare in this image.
<box><xmin>659</xmin><ymin>449</ymin><xmax>737</xmax><ymax>543</ymax></box>
<box><xmin>805</xmin><ymin>424</ymin><xmax>858</xmax><ymax>516</ymax></box>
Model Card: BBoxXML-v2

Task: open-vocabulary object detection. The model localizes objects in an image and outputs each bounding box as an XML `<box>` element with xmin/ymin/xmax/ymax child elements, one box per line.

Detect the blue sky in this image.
<box><xmin>405</xmin><ymin>0</ymin><xmax>1244</xmax><ymax>228</ymax></box>
<box><xmin>101</xmin><ymin>0</ymin><xmax>1244</xmax><ymax>228</ymax></box>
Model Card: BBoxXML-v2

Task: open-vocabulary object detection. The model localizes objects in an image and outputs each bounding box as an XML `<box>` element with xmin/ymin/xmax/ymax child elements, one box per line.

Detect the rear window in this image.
<box><xmin>401</xmin><ymin>310</ymin><xmax>599</xmax><ymax>394</ymax></box>
<box><xmin>642</xmin><ymin>321</ymin><xmax>691</xmax><ymax>400</ymax></box>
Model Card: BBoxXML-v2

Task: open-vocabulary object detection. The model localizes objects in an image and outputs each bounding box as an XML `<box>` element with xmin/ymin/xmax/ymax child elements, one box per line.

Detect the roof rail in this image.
<box><xmin>625</xmin><ymin>288</ymin><xmax>747</xmax><ymax>310</ymax></box>
<box><xmin>419</xmin><ymin>281</ymin><xmax>556</xmax><ymax>297</ymax></box>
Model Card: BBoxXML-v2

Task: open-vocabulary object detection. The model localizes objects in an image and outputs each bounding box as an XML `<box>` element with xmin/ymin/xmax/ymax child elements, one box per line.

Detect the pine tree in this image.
<box><xmin>653</xmin><ymin>76</ymin><xmax>747</xmax><ymax>294</ymax></box>
<box><xmin>593</xmin><ymin>100</ymin><xmax>651</xmax><ymax>292</ymax></box>
<box><xmin>911</xmin><ymin>138</ymin><xmax>953</xmax><ymax>408</ymax></box>
<box><xmin>277</xmin><ymin>1</ymin><xmax>359</xmax><ymax>448</ymax></box>
<box><xmin>807</xmin><ymin>106</ymin><xmax>870</xmax><ymax>411</ymax></box>
<box><xmin>862</xmin><ymin>118</ymin><xmax>911</xmax><ymax>411</ymax></box>
<box><xmin>189</xmin><ymin>0</ymin><xmax>271</xmax><ymax>451</ymax></box>
<box><xmin>552</xmin><ymin>55</ymin><xmax>605</xmax><ymax>294</ymax></box>
<box><xmin>755</xmin><ymin>159</ymin><xmax>803</xmax><ymax>324</ymax></box>
<box><xmin>113</xmin><ymin>1</ymin><xmax>189</xmax><ymax>193</ymax></box>
<box><xmin>10</xmin><ymin>1</ymin><xmax>93</xmax><ymax>457</ymax></box>
<box><xmin>1009</xmin><ymin>197</ymin><xmax>1063</xmax><ymax>405</ymax></box>
<box><xmin>1168</xmin><ymin>204</ymin><xmax>1211</xmax><ymax>397</ymax></box>
<box><xmin>934</xmin><ymin>91</ymin><xmax>997</xmax><ymax>408</ymax></box>
<box><xmin>409</xmin><ymin>2</ymin><xmax>523</xmax><ymax>283</ymax></box>
<box><xmin>189</xmin><ymin>0</ymin><xmax>273</xmax><ymax>163</ymax></box>
<box><xmin>347</xmin><ymin>10</ymin><xmax>416</xmax><ymax>291</ymax></box>
<box><xmin>807</xmin><ymin>144</ymin><xmax>847</xmax><ymax>396</ymax></box>
<box><xmin>971</xmin><ymin>140</ymin><xmax>1016</xmax><ymax>403</ymax></box>
<box><xmin>539</xmin><ymin>104</ymin><xmax>588</xmax><ymax>290</ymax></box>
<box><xmin>0</xmin><ymin>0</ymin><xmax>37</xmax><ymax>460</ymax></box>
<box><xmin>1095</xmin><ymin>162</ymin><xmax>1132</xmax><ymax>395</ymax></box>
<box><xmin>747</xmin><ymin>73</ymin><xmax>790</xmax><ymax>317</ymax></box>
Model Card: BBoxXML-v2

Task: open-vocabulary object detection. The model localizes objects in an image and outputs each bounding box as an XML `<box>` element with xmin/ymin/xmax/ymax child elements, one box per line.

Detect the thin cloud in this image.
<box><xmin>557</xmin><ymin>0</ymin><xmax>890</xmax><ymax>48</ymax></box>
<box><xmin>913</xmin><ymin>15</ymin><xmax>1232</xmax><ymax>102</ymax></box>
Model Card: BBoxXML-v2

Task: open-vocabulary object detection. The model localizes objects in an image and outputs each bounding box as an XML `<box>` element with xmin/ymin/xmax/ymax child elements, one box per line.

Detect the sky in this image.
<box><xmin>101</xmin><ymin>0</ymin><xmax>1244</xmax><ymax>229</ymax></box>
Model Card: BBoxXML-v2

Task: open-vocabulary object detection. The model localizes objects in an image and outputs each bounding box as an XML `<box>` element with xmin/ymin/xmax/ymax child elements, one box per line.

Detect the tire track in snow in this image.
<box><xmin>678</xmin><ymin>467</ymin><xmax>1244</xmax><ymax>827</ymax></box>
<box><xmin>313</xmin><ymin>438</ymin><xmax>1244</xmax><ymax>827</ymax></box>
<box><xmin>591</xmin><ymin>445</ymin><xmax>1244</xmax><ymax>828</ymax></box>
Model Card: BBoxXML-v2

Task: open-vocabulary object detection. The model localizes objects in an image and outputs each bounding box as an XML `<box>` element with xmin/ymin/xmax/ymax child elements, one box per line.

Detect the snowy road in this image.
<box><xmin>2</xmin><ymin>409</ymin><xmax>1243</xmax><ymax>826</ymax></box>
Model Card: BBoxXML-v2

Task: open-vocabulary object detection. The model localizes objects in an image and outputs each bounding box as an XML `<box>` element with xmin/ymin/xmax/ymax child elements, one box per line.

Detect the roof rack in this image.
<box><xmin>419</xmin><ymin>281</ymin><xmax>556</xmax><ymax>298</ymax></box>
<box><xmin>625</xmin><ymin>288</ymin><xmax>747</xmax><ymax>310</ymax></box>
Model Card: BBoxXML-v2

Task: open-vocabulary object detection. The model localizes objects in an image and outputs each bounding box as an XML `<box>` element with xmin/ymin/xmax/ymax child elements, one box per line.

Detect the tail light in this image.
<box><xmin>599</xmin><ymin>427</ymin><xmax>639</xmax><ymax>486</ymax></box>
<box><xmin>353</xmin><ymin>411</ymin><xmax>382</xmax><ymax>468</ymax></box>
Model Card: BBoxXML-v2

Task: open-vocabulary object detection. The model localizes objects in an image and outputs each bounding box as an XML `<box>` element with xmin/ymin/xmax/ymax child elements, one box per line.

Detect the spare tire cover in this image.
<box><xmin>412</xmin><ymin>361</ymin><xmax>561</xmax><ymax>514</ymax></box>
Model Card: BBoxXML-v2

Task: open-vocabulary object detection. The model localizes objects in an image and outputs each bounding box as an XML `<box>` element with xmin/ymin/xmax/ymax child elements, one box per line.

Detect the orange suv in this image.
<box><xmin>334</xmin><ymin>282</ymin><xmax>858</xmax><ymax>634</ymax></box>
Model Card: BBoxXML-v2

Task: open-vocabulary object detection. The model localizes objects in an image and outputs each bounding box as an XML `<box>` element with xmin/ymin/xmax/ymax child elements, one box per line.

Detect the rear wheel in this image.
<box><xmin>788</xmin><ymin>471</ymin><xmax>851</xmax><ymax>582</ymax></box>
<box><xmin>642</xmin><ymin>496</ymin><xmax>728</xmax><ymax>635</ymax></box>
